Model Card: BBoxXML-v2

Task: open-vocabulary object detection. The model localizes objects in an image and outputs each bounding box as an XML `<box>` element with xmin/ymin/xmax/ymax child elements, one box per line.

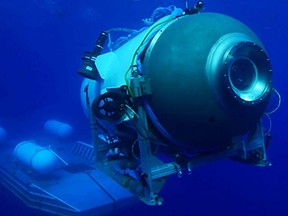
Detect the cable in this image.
<box><xmin>265</xmin><ymin>88</ymin><xmax>281</xmax><ymax>115</ymax></box>
<box><xmin>131</xmin><ymin>139</ymin><xmax>140</xmax><ymax>160</ymax></box>
<box><xmin>123</xmin><ymin>104</ymin><xmax>151</xmax><ymax>140</ymax></box>
<box><xmin>123</xmin><ymin>104</ymin><xmax>169</xmax><ymax>148</ymax></box>
<box><xmin>106</xmin><ymin>28</ymin><xmax>139</xmax><ymax>52</ymax></box>
<box><xmin>124</xmin><ymin>16</ymin><xmax>176</xmax><ymax>96</ymax></box>
<box><xmin>263</xmin><ymin>113</ymin><xmax>272</xmax><ymax>136</ymax></box>
<box><xmin>106</xmin><ymin>28</ymin><xmax>138</xmax><ymax>34</ymax></box>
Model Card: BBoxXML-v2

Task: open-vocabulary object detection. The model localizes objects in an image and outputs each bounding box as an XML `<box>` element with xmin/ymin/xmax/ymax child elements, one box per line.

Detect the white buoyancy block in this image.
<box><xmin>0</xmin><ymin>126</ymin><xmax>7</xmax><ymax>143</ymax></box>
<box><xmin>44</xmin><ymin>119</ymin><xmax>72</xmax><ymax>139</ymax></box>
<box><xmin>14</xmin><ymin>141</ymin><xmax>58</xmax><ymax>173</ymax></box>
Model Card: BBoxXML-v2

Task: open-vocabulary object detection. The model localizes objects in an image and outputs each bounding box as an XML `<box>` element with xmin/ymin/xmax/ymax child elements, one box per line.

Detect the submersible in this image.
<box><xmin>77</xmin><ymin>1</ymin><xmax>277</xmax><ymax>205</ymax></box>
<box><xmin>0</xmin><ymin>2</ymin><xmax>279</xmax><ymax>216</ymax></box>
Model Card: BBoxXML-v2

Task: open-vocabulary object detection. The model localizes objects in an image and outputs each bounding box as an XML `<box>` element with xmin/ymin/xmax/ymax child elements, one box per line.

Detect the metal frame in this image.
<box><xmin>90</xmin><ymin>70</ymin><xmax>271</xmax><ymax>205</ymax></box>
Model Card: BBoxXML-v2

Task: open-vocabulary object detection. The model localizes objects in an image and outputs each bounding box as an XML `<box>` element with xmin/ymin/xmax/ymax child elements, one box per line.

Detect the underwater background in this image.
<box><xmin>0</xmin><ymin>0</ymin><xmax>287</xmax><ymax>215</ymax></box>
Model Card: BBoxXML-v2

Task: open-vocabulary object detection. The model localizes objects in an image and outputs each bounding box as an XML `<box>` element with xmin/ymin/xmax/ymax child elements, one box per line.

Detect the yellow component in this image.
<box><xmin>124</xmin><ymin>16</ymin><xmax>176</xmax><ymax>97</ymax></box>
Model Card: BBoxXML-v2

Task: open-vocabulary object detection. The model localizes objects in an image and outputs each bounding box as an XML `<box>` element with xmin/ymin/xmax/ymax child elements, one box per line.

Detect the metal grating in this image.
<box><xmin>72</xmin><ymin>141</ymin><xmax>95</xmax><ymax>161</ymax></box>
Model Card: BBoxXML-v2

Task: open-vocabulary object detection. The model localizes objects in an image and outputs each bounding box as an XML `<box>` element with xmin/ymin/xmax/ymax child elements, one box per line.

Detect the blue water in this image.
<box><xmin>0</xmin><ymin>0</ymin><xmax>287</xmax><ymax>215</ymax></box>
